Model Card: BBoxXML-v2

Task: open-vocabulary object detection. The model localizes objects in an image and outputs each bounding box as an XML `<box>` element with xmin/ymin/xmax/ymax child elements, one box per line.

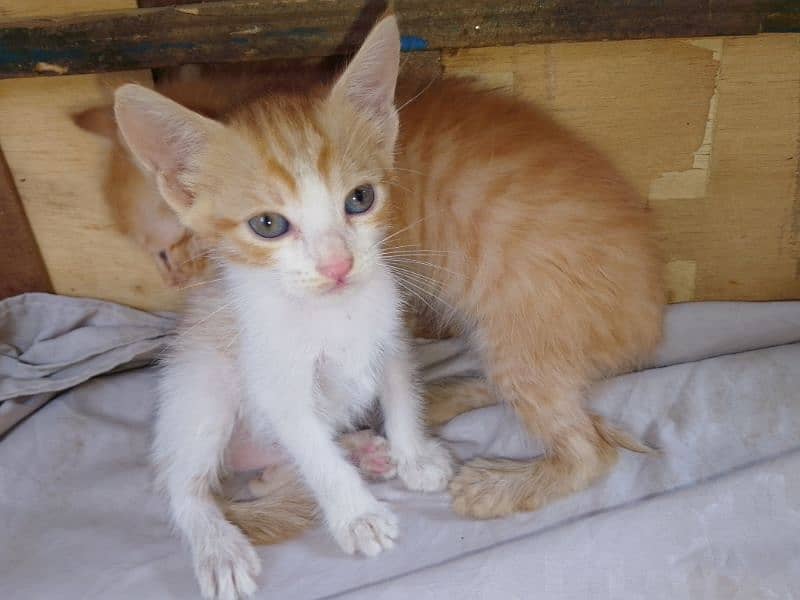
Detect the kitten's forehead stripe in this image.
<box><xmin>235</xmin><ymin>97</ymin><xmax>337</xmax><ymax>196</ymax></box>
<box><xmin>316</xmin><ymin>140</ymin><xmax>334</xmax><ymax>186</ymax></box>
<box><xmin>264</xmin><ymin>159</ymin><xmax>296</xmax><ymax>197</ymax></box>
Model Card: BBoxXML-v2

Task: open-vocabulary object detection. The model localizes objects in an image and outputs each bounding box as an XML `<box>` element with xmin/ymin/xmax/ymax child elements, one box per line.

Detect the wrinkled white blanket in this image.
<box><xmin>1</xmin><ymin>295</ymin><xmax>798</xmax><ymax>599</ymax></box>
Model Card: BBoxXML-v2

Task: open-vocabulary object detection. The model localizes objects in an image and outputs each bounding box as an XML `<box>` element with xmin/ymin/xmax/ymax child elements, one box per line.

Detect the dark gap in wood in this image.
<box><xmin>0</xmin><ymin>146</ymin><xmax>52</xmax><ymax>299</ymax></box>
<box><xmin>135</xmin><ymin>0</ymin><xmax>440</xmax><ymax>94</ymax></box>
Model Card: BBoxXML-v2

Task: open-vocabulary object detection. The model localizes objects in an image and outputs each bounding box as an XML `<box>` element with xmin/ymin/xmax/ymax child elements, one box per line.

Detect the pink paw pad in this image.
<box><xmin>340</xmin><ymin>430</ymin><xmax>398</xmax><ymax>481</ymax></box>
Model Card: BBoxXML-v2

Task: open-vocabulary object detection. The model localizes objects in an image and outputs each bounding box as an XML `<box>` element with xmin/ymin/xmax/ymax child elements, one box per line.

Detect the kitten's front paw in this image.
<box><xmin>193</xmin><ymin>525</ymin><xmax>261</xmax><ymax>600</ymax></box>
<box><xmin>396</xmin><ymin>439</ymin><xmax>454</xmax><ymax>492</ymax></box>
<box><xmin>331</xmin><ymin>503</ymin><xmax>398</xmax><ymax>557</ymax></box>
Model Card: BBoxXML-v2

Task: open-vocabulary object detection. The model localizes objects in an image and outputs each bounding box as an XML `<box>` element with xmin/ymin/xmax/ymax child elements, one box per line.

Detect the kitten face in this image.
<box><xmin>192</xmin><ymin>98</ymin><xmax>395</xmax><ymax>299</ymax></box>
<box><xmin>113</xmin><ymin>15</ymin><xmax>400</xmax><ymax>301</ymax></box>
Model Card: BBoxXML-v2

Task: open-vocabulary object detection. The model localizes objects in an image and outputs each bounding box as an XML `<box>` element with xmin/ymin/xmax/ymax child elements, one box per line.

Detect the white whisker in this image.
<box><xmin>388</xmin><ymin>263</ymin><xmax>443</xmax><ymax>290</ymax></box>
<box><xmin>394</xmin><ymin>277</ymin><xmax>438</xmax><ymax>316</ymax></box>
<box><xmin>394</xmin><ymin>271</ymin><xmax>455</xmax><ymax>314</ymax></box>
<box><xmin>384</xmin><ymin>179</ymin><xmax>416</xmax><ymax>196</ymax></box>
<box><xmin>374</xmin><ymin>166</ymin><xmax>426</xmax><ymax>176</ymax></box>
<box><xmin>385</xmin><ymin>257</ymin><xmax>463</xmax><ymax>279</ymax></box>
<box><xmin>175</xmin><ymin>300</ymin><xmax>236</xmax><ymax>342</ymax></box>
<box><xmin>176</xmin><ymin>277</ymin><xmax>225</xmax><ymax>291</ymax></box>
<box><xmin>397</xmin><ymin>74</ymin><xmax>439</xmax><ymax>113</ymax></box>
<box><xmin>381</xmin><ymin>249</ymin><xmax>452</xmax><ymax>258</ymax></box>
<box><xmin>372</xmin><ymin>211</ymin><xmax>438</xmax><ymax>250</ymax></box>
<box><xmin>176</xmin><ymin>248</ymin><xmax>214</xmax><ymax>268</ymax></box>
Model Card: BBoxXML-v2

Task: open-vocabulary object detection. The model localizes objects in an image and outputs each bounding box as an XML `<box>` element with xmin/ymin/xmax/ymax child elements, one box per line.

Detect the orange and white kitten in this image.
<box><xmin>73</xmin><ymin>79</ymin><xmax>227</xmax><ymax>287</ymax></box>
<box><xmin>110</xmin><ymin>11</ymin><xmax>662</xmax><ymax>595</ymax></box>
<box><xmin>114</xmin><ymin>17</ymin><xmax>452</xmax><ymax>600</ymax></box>
<box><xmin>74</xmin><ymin>70</ymin><xmax>326</xmax><ymax>287</ymax></box>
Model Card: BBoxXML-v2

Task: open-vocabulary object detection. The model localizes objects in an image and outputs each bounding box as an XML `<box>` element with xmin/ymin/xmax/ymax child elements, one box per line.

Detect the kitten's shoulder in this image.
<box><xmin>172</xmin><ymin>279</ymin><xmax>237</xmax><ymax>354</ymax></box>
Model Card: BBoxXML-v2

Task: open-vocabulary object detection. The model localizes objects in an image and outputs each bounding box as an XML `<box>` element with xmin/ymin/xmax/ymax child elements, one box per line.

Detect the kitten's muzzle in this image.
<box><xmin>317</xmin><ymin>256</ymin><xmax>353</xmax><ymax>285</ymax></box>
<box><xmin>314</xmin><ymin>231</ymin><xmax>354</xmax><ymax>286</ymax></box>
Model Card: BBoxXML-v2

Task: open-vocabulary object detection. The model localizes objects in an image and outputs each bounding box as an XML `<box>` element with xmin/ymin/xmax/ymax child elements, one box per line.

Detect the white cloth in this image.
<box><xmin>1</xmin><ymin>297</ymin><xmax>799</xmax><ymax>599</ymax></box>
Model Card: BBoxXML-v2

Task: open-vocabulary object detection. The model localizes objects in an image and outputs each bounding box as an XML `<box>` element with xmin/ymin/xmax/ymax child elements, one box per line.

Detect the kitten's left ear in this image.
<box><xmin>329</xmin><ymin>14</ymin><xmax>401</xmax><ymax>148</ymax></box>
<box><xmin>114</xmin><ymin>83</ymin><xmax>224</xmax><ymax>212</ymax></box>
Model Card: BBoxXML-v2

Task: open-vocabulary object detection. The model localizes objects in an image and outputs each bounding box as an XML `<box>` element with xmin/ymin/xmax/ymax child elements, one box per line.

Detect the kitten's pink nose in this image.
<box><xmin>318</xmin><ymin>256</ymin><xmax>353</xmax><ymax>282</ymax></box>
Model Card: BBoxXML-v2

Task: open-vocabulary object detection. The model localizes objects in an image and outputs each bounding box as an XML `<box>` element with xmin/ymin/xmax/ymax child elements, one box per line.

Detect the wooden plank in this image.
<box><xmin>0</xmin><ymin>0</ymin><xmax>175</xmax><ymax>310</ymax></box>
<box><xmin>0</xmin><ymin>1</ymin><xmax>136</xmax><ymax>301</ymax></box>
<box><xmin>0</xmin><ymin>0</ymin><xmax>135</xmax><ymax>19</ymax></box>
<box><xmin>0</xmin><ymin>0</ymin><xmax>794</xmax><ymax>79</ymax></box>
<box><xmin>0</xmin><ymin>70</ymin><xmax>184</xmax><ymax>311</ymax></box>
<box><xmin>693</xmin><ymin>34</ymin><xmax>800</xmax><ymax>300</ymax></box>
<box><xmin>0</xmin><ymin>144</ymin><xmax>51</xmax><ymax>299</ymax></box>
<box><xmin>137</xmin><ymin>0</ymin><xmax>193</xmax><ymax>6</ymax></box>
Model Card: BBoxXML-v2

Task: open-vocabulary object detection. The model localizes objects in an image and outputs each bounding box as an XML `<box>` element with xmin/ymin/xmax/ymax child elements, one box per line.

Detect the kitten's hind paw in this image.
<box><xmin>396</xmin><ymin>439</ymin><xmax>454</xmax><ymax>492</ymax></box>
<box><xmin>339</xmin><ymin>429</ymin><xmax>398</xmax><ymax>481</ymax></box>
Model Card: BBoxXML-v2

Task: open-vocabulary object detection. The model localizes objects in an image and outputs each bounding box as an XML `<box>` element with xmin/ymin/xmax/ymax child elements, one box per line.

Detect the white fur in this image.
<box><xmin>142</xmin><ymin>15</ymin><xmax>450</xmax><ymax>599</ymax></box>
<box><xmin>153</xmin><ymin>218</ymin><xmax>452</xmax><ymax>600</ymax></box>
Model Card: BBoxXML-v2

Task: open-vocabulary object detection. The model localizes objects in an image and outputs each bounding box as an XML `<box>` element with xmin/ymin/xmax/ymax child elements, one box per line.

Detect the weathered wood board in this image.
<box><xmin>1</xmin><ymin>0</ymin><xmax>799</xmax><ymax>79</ymax></box>
<box><xmin>0</xmin><ymin>13</ymin><xmax>797</xmax><ymax>306</ymax></box>
<box><xmin>443</xmin><ymin>35</ymin><xmax>800</xmax><ymax>302</ymax></box>
<box><xmin>0</xmin><ymin>0</ymin><xmax>179</xmax><ymax>310</ymax></box>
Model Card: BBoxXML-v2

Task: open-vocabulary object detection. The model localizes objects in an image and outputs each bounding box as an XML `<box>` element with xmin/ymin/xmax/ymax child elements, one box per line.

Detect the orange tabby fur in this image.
<box><xmin>390</xmin><ymin>78</ymin><xmax>663</xmax><ymax>517</ymax></box>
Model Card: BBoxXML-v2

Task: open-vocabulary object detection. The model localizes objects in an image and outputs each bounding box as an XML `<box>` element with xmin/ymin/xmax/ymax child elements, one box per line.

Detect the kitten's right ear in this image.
<box><xmin>114</xmin><ymin>83</ymin><xmax>223</xmax><ymax>211</ymax></box>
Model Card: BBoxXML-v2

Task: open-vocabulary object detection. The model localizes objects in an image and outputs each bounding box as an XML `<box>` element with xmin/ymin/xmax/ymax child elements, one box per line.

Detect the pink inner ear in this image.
<box><xmin>331</xmin><ymin>15</ymin><xmax>400</xmax><ymax>123</ymax></box>
<box><xmin>114</xmin><ymin>84</ymin><xmax>214</xmax><ymax>210</ymax></box>
<box><xmin>158</xmin><ymin>169</ymin><xmax>197</xmax><ymax>208</ymax></box>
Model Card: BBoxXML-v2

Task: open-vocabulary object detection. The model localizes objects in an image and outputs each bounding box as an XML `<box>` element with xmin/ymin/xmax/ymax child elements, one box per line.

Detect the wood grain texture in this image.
<box><xmin>1</xmin><ymin>3</ymin><xmax>797</xmax><ymax>306</ymax></box>
<box><xmin>0</xmin><ymin>70</ymin><xmax>185</xmax><ymax>311</ymax></box>
<box><xmin>0</xmin><ymin>0</ymin><xmax>134</xmax><ymax>19</ymax></box>
<box><xmin>0</xmin><ymin>145</ymin><xmax>52</xmax><ymax>298</ymax></box>
<box><xmin>0</xmin><ymin>0</ymin><xmax>179</xmax><ymax>309</ymax></box>
<box><xmin>0</xmin><ymin>0</ymin><xmax>136</xmax><ymax>301</ymax></box>
<box><xmin>444</xmin><ymin>34</ymin><xmax>800</xmax><ymax>302</ymax></box>
<box><xmin>0</xmin><ymin>0</ymin><xmax>795</xmax><ymax>78</ymax></box>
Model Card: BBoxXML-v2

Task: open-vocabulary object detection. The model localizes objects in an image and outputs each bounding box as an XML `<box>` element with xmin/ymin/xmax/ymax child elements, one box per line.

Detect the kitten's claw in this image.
<box><xmin>339</xmin><ymin>430</ymin><xmax>398</xmax><ymax>481</ymax></box>
<box><xmin>396</xmin><ymin>439</ymin><xmax>454</xmax><ymax>492</ymax></box>
<box><xmin>193</xmin><ymin>525</ymin><xmax>261</xmax><ymax>600</ymax></box>
<box><xmin>332</xmin><ymin>504</ymin><xmax>398</xmax><ymax>557</ymax></box>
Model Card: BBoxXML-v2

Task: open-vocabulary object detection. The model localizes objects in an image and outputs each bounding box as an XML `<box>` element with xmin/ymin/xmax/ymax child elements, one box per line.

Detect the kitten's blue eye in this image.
<box><xmin>248</xmin><ymin>213</ymin><xmax>290</xmax><ymax>239</ymax></box>
<box><xmin>345</xmin><ymin>185</ymin><xmax>375</xmax><ymax>215</ymax></box>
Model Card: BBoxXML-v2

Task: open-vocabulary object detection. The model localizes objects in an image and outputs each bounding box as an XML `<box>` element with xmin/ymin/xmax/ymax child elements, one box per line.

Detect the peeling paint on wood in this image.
<box><xmin>649</xmin><ymin>38</ymin><xmax>723</xmax><ymax>201</ymax></box>
<box><xmin>444</xmin><ymin>35</ymin><xmax>800</xmax><ymax>302</ymax></box>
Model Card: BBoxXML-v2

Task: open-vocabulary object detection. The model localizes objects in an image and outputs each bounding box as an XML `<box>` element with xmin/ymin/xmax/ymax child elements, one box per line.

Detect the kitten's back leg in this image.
<box><xmin>424</xmin><ymin>378</ymin><xmax>498</xmax><ymax>428</ymax></box>
<box><xmin>449</xmin><ymin>321</ymin><xmax>643</xmax><ymax>519</ymax></box>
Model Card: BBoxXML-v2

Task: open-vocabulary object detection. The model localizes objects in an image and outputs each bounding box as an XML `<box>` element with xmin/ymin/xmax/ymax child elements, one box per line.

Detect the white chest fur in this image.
<box><xmin>227</xmin><ymin>264</ymin><xmax>402</xmax><ymax>432</ymax></box>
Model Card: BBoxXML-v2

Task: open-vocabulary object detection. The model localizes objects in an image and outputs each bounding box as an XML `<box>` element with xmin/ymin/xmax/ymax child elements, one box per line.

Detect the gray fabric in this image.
<box><xmin>0</xmin><ymin>293</ymin><xmax>174</xmax><ymax>436</ymax></box>
<box><xmin>3</xmin><ymin>293</ymin><xmax>800</xmax><ymax>440</ymax></box>
<box><xmin>0</xmin><ymin>300</ymin><xmax>798</xmax><ymax>599</ymax></box>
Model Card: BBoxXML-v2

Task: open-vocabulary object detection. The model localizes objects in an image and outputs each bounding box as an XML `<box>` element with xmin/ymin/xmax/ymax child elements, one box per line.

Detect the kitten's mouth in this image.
<box><xmin>327</xmin><ymin>279</ymin><xmax>350</xmax><ymax>293</ymax></box>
